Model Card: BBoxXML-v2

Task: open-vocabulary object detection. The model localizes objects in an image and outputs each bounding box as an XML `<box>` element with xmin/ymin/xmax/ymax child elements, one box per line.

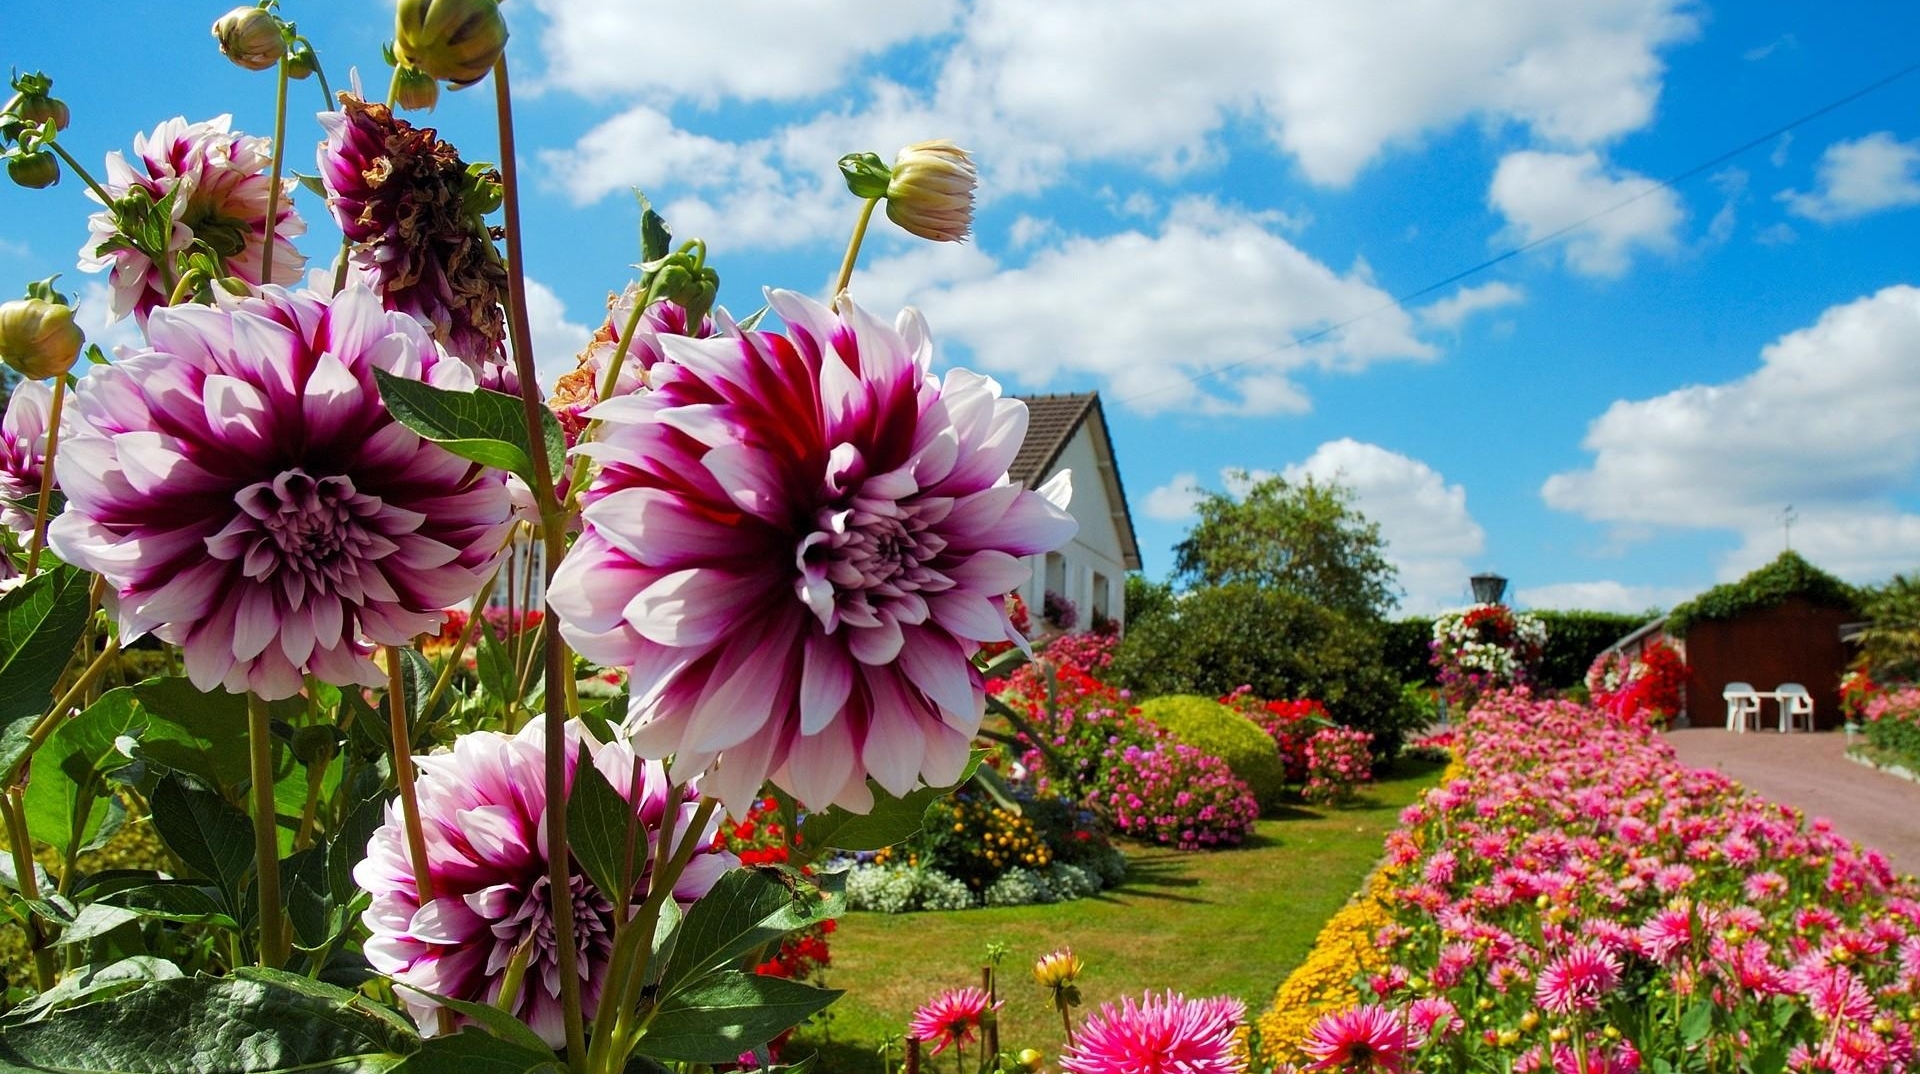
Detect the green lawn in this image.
<box><xmin>788</xmin><ymin>757</ymin><xmax>1446</xmax><ymax>1072</ymax></box>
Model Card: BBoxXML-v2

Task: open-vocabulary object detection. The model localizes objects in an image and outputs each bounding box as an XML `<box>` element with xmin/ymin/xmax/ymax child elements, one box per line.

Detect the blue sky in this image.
<box><xmin>5</xmin><ymin>1</ymin><xmax>1920</xmax><ymax>615</ymax></box>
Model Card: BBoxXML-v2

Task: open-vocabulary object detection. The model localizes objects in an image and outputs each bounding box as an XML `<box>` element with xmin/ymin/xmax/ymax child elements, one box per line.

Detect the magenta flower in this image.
<box><xmin>46</xmin><ymin>285</ymin><xmax>512</xmax><ymax>699</ymax></box>
<box><xmin>1059</xmin><ymin>991</ymin><xmax>1246</xmax><ymax>1074</ymax></box>
<box><xmin>317</xmin><ymin>95</ymin><xmax>508</xmax><ymax>367</ymax></box>
<box><xmin>907</xmin><ymin>986</ymin><xmax>998</xmax><ymax>1057</ymax></box>
<box><xmin>1301</xmin><ymin>1005</ymin><xmax>1411</xmax><ymax>1073</ymax></box>
<box><xmin>79</xmin><ymin>115</ymin><xmax>305</xmax><ymax>324</ymax></box>
<box><xmin>357</xmin><ymin>719</ymin><xmax>735</xmax><ymax>1046</ymax></box>
<box><xmin>1534</xmin><ymin>943</ymin><xmax>1622</xmax><ymax>1015</ymax></box>
<box><xmin>0</xmin><ymin>379</ymin><xmax>52</xmax><ymax>536</ymax></box>
<box><xmin>549</xmin><ymin>290</ymin><xmax>1076</xmax><ymax>812</ymax></box>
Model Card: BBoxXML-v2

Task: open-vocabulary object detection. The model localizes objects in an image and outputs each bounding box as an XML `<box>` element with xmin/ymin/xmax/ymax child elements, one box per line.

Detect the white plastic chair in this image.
<box><xmin>1722</xmin><ymin>682</ymin><xmax>1762</xmax><ymax>733</ymax></box>
<box><xmin>1774</xmin><ymin>683</ymin><xmax>1814</xmax><ymax>733</ymax></box>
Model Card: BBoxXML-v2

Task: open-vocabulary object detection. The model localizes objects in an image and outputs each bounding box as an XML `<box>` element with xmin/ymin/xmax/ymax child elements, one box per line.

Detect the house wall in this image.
<box><xmin>1022</xmin><ymin>428</ymin><xmax>1131</xmax><ymax>632</ymax></box>
<box><xmin>1681</xmin><ymin>597</ymin><xmax>1852</xmax><ymax>731</ymax></box>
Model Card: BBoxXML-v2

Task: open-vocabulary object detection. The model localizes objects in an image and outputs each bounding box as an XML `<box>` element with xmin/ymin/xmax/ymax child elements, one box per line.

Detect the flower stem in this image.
<box><xmin>0</xmin><ymin>634</ymin><xmax>122</xmax><ymax>789</ymax></box>
<box><xmin>601</xmin><ymin>796</ymin><xmax>718</xmax><ymax>1074</ymax></box>
<box><xmin>261</xmin><ymin>54</ymin><xmax>291</xmax><ymax>289</ymax></box>
<box><xmin>44</xmin><ymin>140</ymin><xmax>113</xmax><ymax>208</ymax></box>
<box><xmin>2</xmin><ymin>787</ymin><xmax>56</xmax><ymax>990</ymax></box>
<box><xmin>490</xmin><ymin>54</ymin><xmax>589</xmax><ymax>1069</ymax></box>
<box><xmin>24</xmin><ymin>375</ymin><xmax>68</xmax><ymax>578</ymax></box>
<box><xmin>245</xmin><ymin>693</ymin><xmax>289</xmax><ymax>968</ymax></box>
<box><xmin>831</xmin><ymin>197</ymin><xmax>881</xmax><ymax>299</ymax></box>
<box><xmin>384</xmin><ymin>647</ymin><xmax>434</xmax><ymax>906</ymax></box>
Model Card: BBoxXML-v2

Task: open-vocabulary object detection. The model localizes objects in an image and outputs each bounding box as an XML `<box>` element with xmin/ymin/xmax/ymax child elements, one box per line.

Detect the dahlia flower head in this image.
<box><xmin>907</xmin><ymin>985</ymin><xmax>998</xmax><ymax>1057</ymax></box>
<box><xmin>317</xmin><ymin>94</ymin><xmax>508</xmax><ymax>368</ymax></box>
<box><xmin>1059</xmin><ymin>990</ymin><xmax>1247</xmax><ymax>1074</ymax></box>
<box><xmin>0</xmin><ymin>379</ymin><xmax>52</xmax><ymax>536</ymax></box>
<box><xmin>356</xmin><ymin>718</ymin><xmax>735</xmax><ymax>1046</ymax></box>
<box><xmin>47</xmin><ymin>284</ymin><xmax>512</xmax><ymax>699</ymax></box>
<box><xmin>550</xmin><ymin>289</ymin><xmax>1076</xmax><ymax>815</ymax></box>
<box><xmin>79</xmin><ymin>115</ymin><xmax>305</xmax><ymax>324</ymax></box>
<box><xmin>1299</xmin><ymin>1004</ymin><xmax>1411</xmax><ymax>1074</ymax></box>
<box><xmin>548</xmin><ymin>288</ymin><xmax>736</xmax><ymax>444</ymax></box>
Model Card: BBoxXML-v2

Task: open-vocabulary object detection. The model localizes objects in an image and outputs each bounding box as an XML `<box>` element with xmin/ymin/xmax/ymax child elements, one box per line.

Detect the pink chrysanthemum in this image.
<box><xmin>0</xmin><ymin>379</ymin><xmax>52</xmax><ymax>536</ymax></box>
<box><xmin>907</xmin><ymin>986</ymin><xmax>999</xmax><ymax>1057</ymax></box>
<box><xmin>549</xmin><ymin>290</ymin><xmax>1076</xmax><ymax>812</ymax></box>
<box><xmin>1300</xmin><ymin>1004</ymin><xmax>1411</xmax><ymax>1073</ymax></box>
<box><xmin>47</xmin><ymin>285</ymin><xmax>512</xmax><ymax>699</ymax></box>
<box><xmin>317</xmin><ymin>95</ymin><xmax>508</xmax><ymax>368</ymax></box>
<box><xmin>1405</xmin><ymin>997</ymin><xmax>1463</xmax><ymax>1045</ymax></box>
<box><xmin>1059</xmin><ymin>991</ymin><xmax>1246</xmax><ymax>1074</ymax></box>
<box><xmin>79</xmin><ymin>115</ymin><xmax>305</xmax><ymax>324</ymax></box>
<box><xmin>1534</xmin><ymin>943</ymin><xmax>1622</xmax><ymax>1015</ymax></box>
<box><xmin>357</xmin><ymin>719</ymin><xmax>734</xmax><ymax>1046</ymax></box>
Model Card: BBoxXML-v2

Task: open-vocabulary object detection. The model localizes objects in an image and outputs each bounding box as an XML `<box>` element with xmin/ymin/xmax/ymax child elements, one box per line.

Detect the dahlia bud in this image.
<box><xmin>0</xmin><ymin>289</ymin><xmax>82</xmax><ymax>379</ymax></box>
<box><xmin>883</xmin><ymin>140</ymin><xmax>975</xmax><ymax>242</ymax></box>
<box><xmin>837</xmin><ymin>151</ymin><xmax>891</xmax><ymax>200</ymax></box>
<box><xmin>1032</xmin><ymin>948</ymin><xmax>1083</xmax><ymax>991</ymax></box>
<box><xmin>212</xmin><ymin>5</ymin><xmax>286</xmax><ymax>71</ymax></box>
<box><xmin>6</xmin><ymin>151</ymin><xmax>58</xmax><ymax>189</ymax></box>
<box><xmin>392</xmin><ymin>64</ymin><xmax>441</xmax><ymax>112</ymax></box>
<box><xmin>393</xmin><ymin>0</ymin><xmax>509</xmax><ymax>87</ymax></box>
<box><xmin>1</xmin><ymin>72</ymin><xmax>69</xmax><ymax>142</ymax></box>
<box><xmin>286</xmin><ymin>41</ymin><xmax>319</xmax><ymax>80</ymax></box>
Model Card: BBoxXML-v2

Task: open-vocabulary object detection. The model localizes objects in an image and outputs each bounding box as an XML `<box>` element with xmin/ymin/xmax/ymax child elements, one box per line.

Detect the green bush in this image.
<box><xmin>1108</xmin><ymin>584</ymin><xmax>1417</xmax><ymax>754</ymax></box>
<box><xmin>1137</xmin><ymin>694</ymin><xmax>1289</xmax><ymax>809</ymax></box>
<box><xmin>1380</xmin><ymin>618</ymin><xmax>1437</xmax><ymax>685</ymax></box>
<box><xmin>1530</xmin><ymin>610</ymin><xmax>1648</xmax><ymax>689</ymax></box>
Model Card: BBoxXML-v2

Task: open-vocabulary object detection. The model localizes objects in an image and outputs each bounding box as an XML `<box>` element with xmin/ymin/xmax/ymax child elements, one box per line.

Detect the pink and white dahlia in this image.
<box><xmin>907</xmin><ymin>986</ymin><xmax>998</xmax><ymax>1057</ymax></box>
<box><xmin>0</xmin><ymin>379</ymin><xmax>52</xmax><ymax>536</ymax></box>
<box><xmin>1059</xmin><ymin>991</ymin><xmax>1247</xmax><ymax>1074</ymax></box>
<box><xmin>356</xmin><ymin>719</ymin><xmax>735</xmax><ymax>1046</ymax></box>
<box><xmin>79</xmin><ymin>115</ymin><xmax>305</xmax><ymax>324</ymax></box>
<box><xmin>47</xmin><ymin>285</ymin><xmax>512</xmax><ymax>699</ymax></box>
<box><xmin>317</xmin><ymin>95</ymin><xmax>508</xmax><ymax>368</ymax></box>
<box><xmin>549</xmin><ymin>290</ymin><xmax>1076</xmax><ymax>813</ymax></box>
<box><xmin>1534</xmin><ymin>943</ymin><xmax>1622</xmax><ymax>1016</ymax></box>
<box><xmin>1300</xmin><ymin>1005</ymin><xmax>1411</xmax><ymax>1073</ymax></box>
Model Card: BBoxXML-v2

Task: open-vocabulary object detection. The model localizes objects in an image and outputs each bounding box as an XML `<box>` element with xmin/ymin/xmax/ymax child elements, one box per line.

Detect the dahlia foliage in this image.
<box><xmin>0</xmin><ymin>10</ymin><xmax>1072</xmax><ymax>1073</ymax></box>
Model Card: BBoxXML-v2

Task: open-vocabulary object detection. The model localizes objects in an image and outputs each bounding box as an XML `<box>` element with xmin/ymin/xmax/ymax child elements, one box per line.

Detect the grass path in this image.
<box><xmin>789</xmin><ymin>757</ymin><xmax>1446</xmax><ymax>1072</ymax></box>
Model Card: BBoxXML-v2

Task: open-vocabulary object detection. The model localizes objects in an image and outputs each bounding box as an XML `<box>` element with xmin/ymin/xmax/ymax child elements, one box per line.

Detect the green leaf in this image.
<box><xmin>659</xmin><ymin>868</ymin><xmax>841</xmax><ymax>995</ymax></box>
<box><xmin>372</xmin><ymin>370</ymin><xmax>565</xmax><ymax>489</ymax></box>
<box><xmin>576</xmin><ymin>693</ymin><xmax>625</xmax><ymax>745</ymax></box>
<box><xmin>329</xmin><ymin>791</ymin><xmax>391</xmax><ymax>907</ymax></box>
<box><xmin>0</xmin><ymin>969</ymin><xmax>417</xmax><ymax>1074</ymax></box>
<box><xmin>391</xmin><ymin>987</ymin><xmax>552</xmax><ymax>1058</ymax></box>
<box><xmin>24</xmin><ymin>688</ymin><xmax>146</xmax><ymax>855</ymax></box>
<box><xmin>796</xmin><ymin>755</ymin><xmax>981</xmax><ymax>856</ymax></box>
<box><xmin>635</xmin><ymin>192</ymin><xmax>672</xmax><ymax>264</ymax></box>
<box><xmin>3</xmin><ymin>957</ymin><xmax>181</xmax><ymax>1023</ymax></box>
<box><xmin>0</xmin><ymin>563</ymin><xmax>92</xmax><ymax>733</ymax></box>
<box><xmin>397</xmin><ymin>647</ymin><xmax>447</xmax><ymax>734</ymax></box>
<box><xmin>131</xmin><ymin>678</ymin><xmax>250</xmax><ymax>794</ymax></box>
<box><xmin>1678</xmin><ymin>997</ymin><xmax>1714</xmax><ymax>1046</ymax></box>
<box><xmin>48</xmin><ymin>903</ymin><xmax>140</xmax><ymax>946</ymax></box>
<box><xmin>388</xmin><ymin>1030</ymin><xmax>557</xmax><ymax>1074</ymax></box>
<box><xmin>565</xmin><ymin>746</ymin><xmax>634</xmax><ymax>907</ymax></box>
<box><xmin>148</xmin><ymin>774</ymin><xmax>254</xmax><ymax>915</ymax></box>
<box><xmin>283</xmin><ymin>847</ymin><xmax>332</xmax><ymax>950</ymax></box>
<box><xmin>103</xmin><ymin>882</ymin><xmax>237</xmax><ymax>929</ymax></box>
<box><xmin>639</xmin><ymin>972</ymin><xmax>840</xmax><ymax>1065</ymax></box>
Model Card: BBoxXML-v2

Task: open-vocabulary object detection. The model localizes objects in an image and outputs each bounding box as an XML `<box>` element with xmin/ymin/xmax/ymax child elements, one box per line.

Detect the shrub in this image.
<box><xmin>1530</xmin><ymin>610</ymin><xmax>1647</xmax><ymax>689</ymax></box>
<box><xmin>1107</xmin><ymin>584</ymin><xmax>1412</xmax><ymax>752</ymax></box>
<box><xmin>1222</xmin><ymin>690</ymin><xmax>1331</xmax><ymax>785</ymax></box>
<box><xmin>1136</xmin><ymin>694</ymin><xmax>1289</xmax><ymax>810</ymax></box>
<box><xmin>1302</xmin><ymin>725</ymin><xmax>1374</xmax><ymax>806</ymax></box>
<box><xmin>1861</xmin><ymin>686</ymin><xmax>1920</xmax><ymax>771</ymax></box>
<box><xmin>1097</xmin><ymin>742</ymin><xmax>1258</xmax><ymax>850</ymax></box>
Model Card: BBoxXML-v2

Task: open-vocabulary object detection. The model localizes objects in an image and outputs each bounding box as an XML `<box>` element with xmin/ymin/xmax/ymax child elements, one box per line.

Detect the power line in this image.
<box><xmin>1118</xmin><ymin>56</ymin><xmax>1920</xmax><ymax>408</ymax></box>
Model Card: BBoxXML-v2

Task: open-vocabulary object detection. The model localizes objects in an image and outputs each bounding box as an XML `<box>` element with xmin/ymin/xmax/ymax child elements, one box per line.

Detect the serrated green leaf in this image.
<box><xmin>0</xmin><ymin>563</ymin><xmax>92</xmax><ymax>734</ymax></box>
<box><xmin>148</xmin><ymin>775</ymin><xmax>253</xmax><ymax>916</ymax></box>
<box><xmin>659</xmin><ymin>868</ymin><xmax>841</xmax><ymax>996</ymax></box>
<box><xmin>131</xmin><ymin>678</ymin><xmax>250</xmax><ymax>794</ymax></box>
<box><xmin>566</xmin><ymin>746</ymin><xmax>635</xmax><ymax>908</ymax></box>
<box><xmin>48</xmin><ymin>903</ymin><xmax>140</xmax><ymax>946</ymax></box>
<box><xmin>796</xmin><ymin>755</ymin><xmax>981</xmax><ymax>857</ymax></box>
<box><xmin>576</xmin><ymin>693</ymin><xmax>625</xmax><ymax>745</ymax></box>
<box><xmin>372</xmin><ymin>370</ymin><xmax>564</xmax><ymax>490</ymax></box>
<box><xmin>1678</xmin><ymin>998</ymin><xmax>1714</xmax><ymax>1045</ymax></box>
<box><xmin>636</xmin><ymin>193</ymin><xmax>671</xmax><ymax>265</ymax></box>
<box><xmin>103</xmin><ymin>882</ymin><xmax>236</xmax><ymax>928</ymax></box>
<box><xmin>24</xmin><ymin>689</ymin><xmax>145</xmax><ymax>855</ymax></box>
<box><xmin>329</xmin><ymin>791</ymin><xmax>391</xmax><ymax>907</ymax></box>
<box><xmin>639</xmin><ymin>972</ymin><xmax>840</xmax><ymax>1065</ymax></box>
<box><xmin>284</xmin><ymin>846</ymin><xmax>332</xmax><ymax>950</ymax></box>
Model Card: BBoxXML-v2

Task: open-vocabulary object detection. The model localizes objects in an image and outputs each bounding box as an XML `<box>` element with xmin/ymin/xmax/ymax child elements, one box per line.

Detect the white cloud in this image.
<box><xmin>1489</xmin><ymin>150</ymin><xmax>1683</xmax><ymax>277</ymax></box>
<box><xmin>1142</xmin><ymin>473</ymin><xmax>1204</xmax><ymax>522</ymax></box>
<box><xmin>517</xmin><ymin>277</ymin><xmax>595</xmax><ymax>383</ymax></box>
<box><xmin>1513</xmin><ymin>580</ymin><xmax>1684</xmax><ymax>614</ymax></box>
<box><xmin>1282</xmin><ymin>439</ymin><xmax>1485</xmax><ymax>614</ymax></box>
<box><xmin>1778</xmin><ymin>132</ymin><xmax>1920</xmax><ymax>223</ymax></box>
<box><xmin>1543</xmin><ymin>285</ymin><xmax>1920</xmax><ymax>583</ymax></box>
<box><xmin>70</xmin><ymin>282</ymin><xmax>143</xmax><ymax>358</ymax></box>
<box><xmin>858</xmin><ymin>198</ymin><xmax>1433</xmax><ymax>414</ymax></box>
<box><xmin>526</xmin><ymin>0</ymin><xmax>961</xmax><ymax>102</ymax></box>
<box><xmin>1417</xmin><ymin>281</ymin><xmax>1525</xmax><ymax>330</ymax></box>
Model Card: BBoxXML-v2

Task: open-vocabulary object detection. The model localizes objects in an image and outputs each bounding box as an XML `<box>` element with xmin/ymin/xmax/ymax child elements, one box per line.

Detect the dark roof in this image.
<box><xmin>1011</xmin><ymin>392</ymin><xmax>1142</xmax><ymax>571</ymax></box>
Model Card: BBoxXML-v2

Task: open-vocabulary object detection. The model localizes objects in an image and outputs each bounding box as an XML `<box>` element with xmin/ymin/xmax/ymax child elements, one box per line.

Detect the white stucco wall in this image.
<box><xmin>1021</xmin><ymin>425</ymin><xmax>1132</xmax><ymax>632</ymax></box>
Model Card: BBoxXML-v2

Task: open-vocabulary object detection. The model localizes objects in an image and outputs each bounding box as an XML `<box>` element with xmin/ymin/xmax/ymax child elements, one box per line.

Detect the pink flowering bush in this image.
<box><xmin>1860</xmin><ymin>685</ymin><xmax>1920</xmax><ymax>771</ymax></box>
<box><xmin>1281</xmin><ymin>691</ymin><xmax>1920</xmax><ymax>1073</ymax></box>
<box><xmin>1302</xmin><ymin>725</ymin><xmax>1374</xmax><ymax>806</ymax></box>
<box><xmin>1099</xmin><ymin>742</ymin><xmax>1259</xmax><ymax>850</ymax></box>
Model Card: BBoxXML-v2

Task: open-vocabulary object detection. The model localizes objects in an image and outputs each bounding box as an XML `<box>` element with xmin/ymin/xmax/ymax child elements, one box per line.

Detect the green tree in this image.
<box><xmin>1171</xmin><ymin>472</ymin><xmax>1399</xmax><ymax>619</ymax></box>
<box><xmin>1860</xmin><ymin>572</ymin><xmax>1920</xmax><ymax>683</ymax></box>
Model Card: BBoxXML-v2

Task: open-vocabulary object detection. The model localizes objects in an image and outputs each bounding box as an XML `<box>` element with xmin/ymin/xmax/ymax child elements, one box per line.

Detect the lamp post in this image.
<box><xmin>1470</xmin><ymin>572</ymin><xmax>1508</xmax><ymax>605</ymax></box>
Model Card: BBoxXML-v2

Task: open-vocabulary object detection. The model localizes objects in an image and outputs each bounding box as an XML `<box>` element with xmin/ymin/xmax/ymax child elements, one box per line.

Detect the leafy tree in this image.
<box><xmin>1124</xmin><ymin>573</ymin><xmax>1175</xmax><ymax>628</ymax></box>
<box><xmin>1171</xmin><ymin>472</ymin><xmax>1398</xmax><ymax>620</ymax></box>
<box><xmin>1860</xmin><ymin>572</ymin><xmax>1920</xmax><ymax>683</ymax></box>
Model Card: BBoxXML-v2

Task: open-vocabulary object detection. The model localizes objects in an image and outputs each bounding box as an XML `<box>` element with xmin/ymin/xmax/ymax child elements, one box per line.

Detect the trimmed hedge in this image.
<box><xmin>1136</xmin><ymin>694</ymin><xmax>1290</xmax><ymax>810</ymax></box>
<box><xmin>1665</xmin><ymin>550</ymin><xmax>1860</xmax><ymax>637</ymax></box>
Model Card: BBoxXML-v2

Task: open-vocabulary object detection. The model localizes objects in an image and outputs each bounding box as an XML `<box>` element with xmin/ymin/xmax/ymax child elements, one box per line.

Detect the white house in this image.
<box><xmin>1010</xmin><ymin>393</ymin><xmax>1142</xmax><ymax>632</ymax></box>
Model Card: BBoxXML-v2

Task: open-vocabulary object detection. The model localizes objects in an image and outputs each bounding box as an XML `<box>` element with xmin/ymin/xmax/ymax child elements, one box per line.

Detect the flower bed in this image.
<box><xmin>1261</xmin><ymin>692</ymin><xmax>1920</xmax><ymax>1072</ymax></box>
<box><xmin>1861</xmin><ymin>685</ymin><xmax>1920</xmax><ymax>773</ymax></box>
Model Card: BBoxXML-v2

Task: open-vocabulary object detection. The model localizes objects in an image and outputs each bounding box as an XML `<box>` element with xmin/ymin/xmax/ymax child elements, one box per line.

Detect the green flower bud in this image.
<box><xmin>394</xmin><ymin>0</ymin><xmax>509</xmax><ymax>87</ymax></box>
<box><xmin>392</xmin><ymin>64</ymin><xmax>441</xmax><ymax>112</ymax></box>
<box><xmin>2</xmin><ymin>72</ymin><xmax>70</xmax><ymax>142</ymax></box>
<box><xmin>884</xmin><ymin>140</ymin><xmax>976</xmax><ymax>243</ymax></box>
<box><xmin>212</xmin><ymin>5</ymin><xmax>286</xmax><ymax>72</ymax></box>
<box><xmin>838</xmin><ymin>151</ymin><xmax>891</xmax><ymax>200</ymax></box>
<box><xmin>6</xmin><ymin>150</ymin><xmax>59</xmax><ymax>189</ymax></box>
<box><xmin>0</xmin><ymin>295</ymin><xmax>82</xmax><ymax>378</ymax></box>
<box><xmin>286</xmin><ymin>41</ymin><xmax>319</xmax><ymax>80</ymax></box>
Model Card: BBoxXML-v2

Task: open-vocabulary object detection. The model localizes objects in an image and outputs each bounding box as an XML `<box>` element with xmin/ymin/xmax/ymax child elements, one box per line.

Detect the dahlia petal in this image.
<box><xmin>945</xmin><ymin>550</ymin><xmax>1030</xmax><ymax>595</ymax></box>
<box><xmin>201</xmin><ymin>373</ymin><xmax>276</xmax><ymax>456</ymax></box>
<box><xmin>782</xmin><ymin>716</ymin><xmax>857</xmax><ymax>812</ymax></box>
<box><xmin>846</xmin><ymin>617</ymin><xmax>904</xmax><ymax>665</ymax></box>
<box><xmin>301</xmin><ymin>350</ymin><xmax>363</xmax><ymax>442</ymax></box>
<box><xmin>231</xmin><ymin>585</ymin><xmax>279</xmax><ymax>662</ymax></box>
<box><xmin>798</xmin><ymin>633</ymin><xmax>853</xmax><ymax>735</ymax></box>
<box><xmin>982</xmin><ymin>483</ymin><xmax>1078</xmax><ymax>556</ymax></box>
<box><xmin>700</xmin><ymin>443</ymin><xmax>789</xmax><ymax>521</ymax></box>
<box><xmin>896</xmin><ymin>628</ymin><xmax>977</xmax><ymax>723</ymax></box>
<box><xmin>925</xmin><ymin>589</ymin><xmax>1012</xmax><ymax>644</ymax></box>
<box><xmin>861</xmin><ymin>675</ymin><xmax>927</xmax><ymax>798</ymax></box>
<box><xmin>919</xmin><ymin>717</ymin><xmax>973</xmax><ymax>787</ymax></box>
<box><xmin>624</xmin><ymin>568</ymin><xmax>769</xmax><ymax>649</ymax></box>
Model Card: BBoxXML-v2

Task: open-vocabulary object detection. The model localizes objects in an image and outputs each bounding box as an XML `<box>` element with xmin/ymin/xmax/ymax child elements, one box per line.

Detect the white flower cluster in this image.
<box><xmin>1432</xmin><ymin>603</ymin><xmax>1548</xmax><ymax>684</ymax></box>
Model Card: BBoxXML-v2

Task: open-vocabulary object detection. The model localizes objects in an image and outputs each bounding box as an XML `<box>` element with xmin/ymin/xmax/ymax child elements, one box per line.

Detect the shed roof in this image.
<box><xmin>1011</xmin><ymin>392</ymin><xmax>1142</xmax><ymax>571</ymax></box>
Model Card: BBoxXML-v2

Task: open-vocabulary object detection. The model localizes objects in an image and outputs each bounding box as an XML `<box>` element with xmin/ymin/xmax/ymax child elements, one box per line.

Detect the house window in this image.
<box><xmin>1045</xmin><ymin>552</ymin><xmax>1066</xmax><ymax>595</ymax></box>
<box><xmin>1091</xmin><ymin>571</ymin><xmax>1111</xmax><ymax>624</ymax></box>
